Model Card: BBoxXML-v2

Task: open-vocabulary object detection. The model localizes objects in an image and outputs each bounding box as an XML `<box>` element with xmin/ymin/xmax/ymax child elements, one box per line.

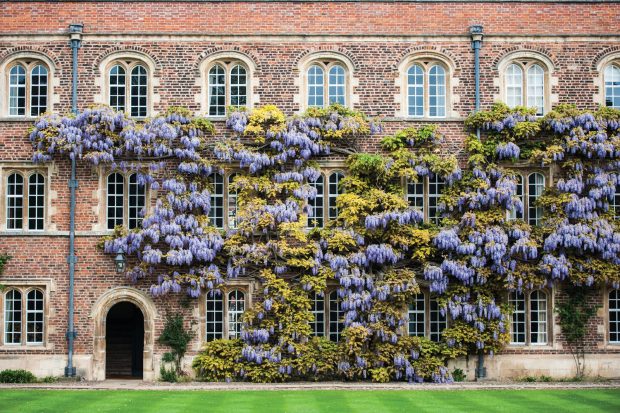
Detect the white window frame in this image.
<box><xmin>612</xmin><ymin>183</ymin><xmax>620</xmax><ymax>220</ymax></box>
<box><xmin>226</xmin><ymin>173</ymin><xmax>238</xmax><ymax>230</ymax></box>
<box><xmin>310</xmin><ymin>291</ymin><xmax>326</xmax><ymax>337</ymax></box>
<box><xmin>508</xmin><ymin>289</ymin><xmax>551</xmax><ymax>346</ymax></box>
<box><xmin>208</xmin><ymin>172</ymin><xmax>225</xmax><ymax>229</ymax></box>
<box><xmin>105</xmin><ymin>60</ymin><xmax>150</xmax><ymax>118</ymax></box>
<box><xmin>305</xmin><ymin>61</ymin><xmax>349</xmax><ymax>109</ymax></box>
<box><xmin>298</xmin><ymin>52</ymin><xmax>355</xmax><ymax>112</ymax></box>
<box><xmin>609</xmin><ymin>289</ymin><xmax>620</xmax><ymax>344</ymax></box>
<box><xmin>404</xmin><ymin>61</ymin><xmax>448</xmax><ymax>119</ymax></box>
<box><xmin>105</xmin><ymin>172</ymin><xmax>147</xmax><ymax>230</ymax></box>
<box><xmin>328</xmin><ymin>289</ymin><xmax>344</xmax><ymax>342</ymax></box>
<box><xmin>6</xmin><ymin>60</ymin><xmax>49</xmax><ymax>118</ymax></box>
<box><xmin>500</xmin><ymin>56</ymin><xmax>552</xmax><ymax>116</ymax></box>
<box><xmin>206</xmin><ymin>61</ymin><xmax>249</xmax><ymax>117</ymax></box>
<box><xmin>605</xmin><ymin>63</ymin><xmax>620</xmax><ymax>109</ymax></box>
<box><xmin>227</xmin><ymin>289</ymin><xmax>245</xmax><ymax>339</ymax></box>
<box><xmin>4</xmin><ymin>170</ymin><xmax>46</xmax><ymax>232</ymax></box>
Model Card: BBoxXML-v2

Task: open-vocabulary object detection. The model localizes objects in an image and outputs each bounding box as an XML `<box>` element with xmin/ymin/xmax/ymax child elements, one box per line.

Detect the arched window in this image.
<box><xmin>207</xmin><ymin>62</ymin><xmax>247</xmax><ymax>117</ymax></box>
<box><xmin>328</xmin><ymin>290</ymin><xmax>343</xmax><ymax>342</ymax></box>
<box><xmin>305</xmin><ymin>60</ymin><xmax>350</xmax><ymax>109</ymax></box>
<box><xmin>227</xmin><ymin>290</ymin><xmax>245</xmax><ymax>339</ymax></box>
<box><xmin>227</xmin><ymin>173</ymin><xmax>238</xmax><ymax>229</ymax></box>
<box><xmin>528</xmin><ymin>173</ymin><xmax>545</xmax><ymax>226</ymax></box>
<box><xmin>107</xmin><ymin>61</ymin><xmax>149</xmax><ymax>117</ymax></box>
<box><xmin>604</xmin><ymin>64</ymin><xmax>620</xmax><ymax>109</ymax></box>
<box><xmin>408</xmin><ymin>293</ymin><xmax>425</xmax><ymax>337</ymax></box>
<box><xmin>310</xmin><ymin>292</ymin><xmax>325</xmax><ymax>337</ymax></box>
<box><xmin>610</xmin><ymin>289</ymin><xmax>620</xmax><ymax>344</ymax></box>
<box><xmin>205</xmin><ymin>291</ymin><xmax>224</xmax><ymax>342</ymax></box>
<box><xmin>405</xmin><ymin>61</ymin><xmax>448</xmax><ymax>118</ymax></box>
<box><xmin>503</xmin><ymin>60</ymin><xmax>548</xmax><ymax>116</ymax></box>
<box><xmin>26</xmin><ymin>289</ymin><xmax>44</xmax><ymax>344</ymax></box>
<box><xmin>4</xmin><ymin>289</ymin><xmax>22</xmax><ymax>345</ymax></box>
<box><xmin>7</xmin><ymin>62</ymin><xmax>48</xmax><ymax>117</ymax></box>
<box><xmin>328</xmin><ymin>172</ymin><xmax>344</xmax><ymax>221</ymax></box>
<box><xmin>308</xmin><ymin>174</ymin><xmax>325</xmax><ymax>228</ymax></box>
<box><xmin>530</xmin><ymin>290</ymin><xmax>547</xmax><ymax>345</ymax></box>
<box><xmin>5</xmin><ymin>172</ymin><xmax>45</xmax><ymax>231</ymax></box>
<box><xmin>106</xmin><ymin>172</ymin><xmax>146</xmax><ymax>230</ymax></box>
<box><xmin>208</xmin><ymin>172</ymin><xmax>224</xmax><ymax>229</ymax></box>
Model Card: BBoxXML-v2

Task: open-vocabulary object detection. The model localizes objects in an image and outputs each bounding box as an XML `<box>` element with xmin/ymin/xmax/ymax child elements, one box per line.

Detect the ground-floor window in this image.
<box><xmin>509</xmin><ymin>290</ymin><xmax>549</xmax><ymax>345</ymax></box>
<box><xmin>407</xmin><ymin>292</ymin><xmax>447</xmax><ymax>342</ymax></box>
<box><xmin>610</xmin><ymin>289</ymin><xmax>620</xmax><ymax>344</ymax></box>
<box><xmin>204</xmin><ymin>288</ymin><xmax>247</xmax><ymax>341</ymax></box>
<box><xmin>3</xmin><ymin>287</ymin><xmax>45</xmax><ymax>346</ymax></box>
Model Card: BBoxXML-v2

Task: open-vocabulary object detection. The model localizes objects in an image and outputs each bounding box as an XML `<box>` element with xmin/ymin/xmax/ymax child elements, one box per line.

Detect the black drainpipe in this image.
<box><xmin>65</xmin><ymin>23</ymin><xmax>82</xmax><ymax>378</ymax></box>
<box><xmin>470</xmin><ymin>24</ymin><xmax>487</xmax><ymax>380</ymax></box>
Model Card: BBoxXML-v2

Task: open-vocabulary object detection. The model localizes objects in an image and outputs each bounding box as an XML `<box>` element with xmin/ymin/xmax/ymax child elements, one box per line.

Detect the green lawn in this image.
<box><xmin>0</xmin><ymin>389</ymin><xmax>618</xmax><ymax>413</ymax></box>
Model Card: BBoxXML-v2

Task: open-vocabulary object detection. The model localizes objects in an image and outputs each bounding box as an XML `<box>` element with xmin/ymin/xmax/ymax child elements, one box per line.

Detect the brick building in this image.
<box><xmin>0</xmin><ymin>1</ymin><xmax>619</xmax><ymax>381</ymax></box>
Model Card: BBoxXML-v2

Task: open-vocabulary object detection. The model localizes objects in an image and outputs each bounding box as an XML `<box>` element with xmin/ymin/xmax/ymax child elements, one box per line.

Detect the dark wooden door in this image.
<box><xmin>105</xmin><ymin>302</ymin><xmax>144</xmax><ymax>378</ymax></box>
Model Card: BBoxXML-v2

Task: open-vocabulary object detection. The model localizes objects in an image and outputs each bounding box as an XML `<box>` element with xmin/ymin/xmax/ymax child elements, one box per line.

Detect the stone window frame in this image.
<box><xmin>0</xmin><ymin>52</ymin><xmax>58</xmax><ymax>119</ymax></box>
<box><xmin>406</xmin><ymin>289</ymin><xmax>448</xmax><ymax>343</ymax></box>
<box><xmin>296</xmin><ymin>52</ymin><xmax>358</xmax><ymax>112</ymax></box>
<box><xmin>0</xmin><ymin>165</ymin><xmax>52</xmax><ymax>233</ymax></box>
<box><xmin>594</xmin><ymin>53</ymin><xmax>620</xmax><ymax>110</ymax></box>
<box><xmin>495</xmin><ymin>51</ymin><xmax>557</xmax><ymax>116</ymax></box>
<box><xmin>199</xmin><ymin>282</ymin><xmax>252</xmax><ymax>342</ymax></box>
<box><xmin>95</xmin><ymin>51</ymin><xmax>159</xmax><ymax>119</ymax></box>
<box><xmin>98</xmin><ymin>169</ymin><xmax>149</xmax><ymax>232</ymax></box>
<box><xmin>507</xmin><ymin>288</ymin><xmax>554</xmax><ymax>347</ymax></box>
<box><xmin>505</xmin><ymin>169</ymin><xmax>549</xmax><ymax>227</ymax></box>
<box><xmin>197</xmin><ymin>51</ymin><xmax>258</xmax><ymax>119</ymax></box>
<box><xmin>403</xmin><ymin>175</ymin><xmax>446</xmax><ymax>225</ymax></box>
<box><xmin>0</xmin><ymin>280</ymin><xmax>52</xmax><ymax>349</ymax></box>
<box><xmin>396</xmin><ymin>52</ymin><xmax>459</xmax><ymax>119</ymax></box>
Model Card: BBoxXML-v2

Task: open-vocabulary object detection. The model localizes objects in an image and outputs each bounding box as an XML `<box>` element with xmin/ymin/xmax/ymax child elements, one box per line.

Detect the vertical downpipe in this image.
<box><xmin>470</xmin><ymin>24</ymin><xmax>487</xmax><ymax>380</ymax></box>
<box><xmin>65</xmin><ymin>23</ymin><xmax>83</xmax><ymax>378</ymax></box>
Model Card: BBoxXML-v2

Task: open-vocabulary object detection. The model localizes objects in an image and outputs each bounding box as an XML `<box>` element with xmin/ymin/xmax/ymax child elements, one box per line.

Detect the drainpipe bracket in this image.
<box><xmin>66</xmin><ymin>255</ymin><xmax>78</xmax><ymax>264</ymax></box>
<box><xmin>65</xmin><ymin>330</ymin><xmax>78</xmax><ymax>339</ymax></box>
<box><xmin>69</xmin><ymin>179</ymin><xmax>79</xmax><ymax>189</ymax></box>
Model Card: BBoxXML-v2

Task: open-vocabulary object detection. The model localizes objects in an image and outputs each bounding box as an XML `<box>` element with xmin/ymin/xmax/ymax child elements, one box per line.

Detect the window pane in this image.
<box><xmin>227</xmin><ymin>173</ymin><xmax>238</xmax><ymax>229</ymax></box>
<box><xmin>509</xmin><ymin>292</ymin><xmax>526</xmax><ymax>344</ymax></box>
<box><xmin>328</xmin><ymin>65</ymin><xmax>346</xmax><ymax>106</ymax></box>
<box><xmin>528</xmin><ymin>173</ymin><xmax>545</xmax><ymax>226</ymax></box>
<box><xmin>408</xmin><ymin>293</ymin><xmax>425</xmax><ymax>337</ymax></box>
<box><xmin>505</xmin><ymin>64</ymin><xmax>523</xmax><ymax>108</ymax></box>
<box><xmin>328</xmin><ymin>172</ymin><xmax>344</xmax><ymax>220</ymax></box>
<box><xmin>230</xmin><ymin>65</ymin><xmax>247</xmax><ymax>108</ymax></box>
<box><xmin>208</xmin><ymin>65</ymin><xmax>226</xmax><ymax>116</ymax></box>
<box><xmin>208</xmin><ymin>173</ymin><xmax>224</xmax><ymax>229</ymax></box>
<box><xmin>428</xmin><ymin>175</ymin><xmax>445</xmax><ymax>225</ymax></box>
<box><xmin>130</xmin><ymin>65</ymin><xmax>148</xmax><ymax>117</ymax></box>
<box><xmin>30</xmin><ymin>65</ymin><xmax>48</xmax><ymax>117</ymax></box>
<box><xmin>429</xmin><ymin>298</ymin><xmax>447</xmax><ymax>342</ymax></box>
<box><xmin>128</xmin><ymin>173</ymin><xmax>145</xmax><ymax>230</ymax></box>
<box><xmin>26</xmin><ymin>289</ymin><xmax>44</xmax><ymax>344</ymax></box>
<box><xmin>407</xmin><ymin>64</ymin><xmax>424</xmax><ymax>117</ymax></box>
<box><xmin>9</xmin><ymin>65</ymin><xmax>26</xmax><ymax>116</ymax></box>
<box><xmin>109</xmin><ymin>65</ymin><xmax>126</xmax><ymax>112</ymax></box>
<box><xmin>530</xmin><ymin>290</ymin><xmax>547</xmax><ymax>345</ymax></box>
<box><xmin>613</xmin><ymin>184</ymin><xmax>620</xmax><ymax>220</ymax></box>
<box><xmin>527</xmin><ymin>64</ymin><xmax>545</xmax><ymax>116</ymax></box>
<box><xmin>307</xmin><ymin>65</ymin><xmax>324</xmax><ymax>108</ymax></box>
<box><xmin>206</xmin><ymin>291</ymin><xmax>224</xmax><ymax>341</ymax></box>
<box><xmin>28</xmin><ymin>173</ymin><xmax>45</xmax><ymax>231</ymax></box>
<box><xmin>406</xmin><ymin>179</ymin><xmax>425</xmax><ymax>216</ymax></box>
<box><xmin>610</xmin><ymin>290</ymin><xmax>620</xmax><ymax>343</ymax></box>
<box><xmin>227</xmin><ymin>290</ymin><xmax>245</xmax><ymax>339</ymax></box>
<box><xmin>429</xmin><ymin>65</ymin><xmax>446</xmax><ymax>118</ymax></box>
<box><xmin>310</xmin><ymin>292</ymin><xmax>325</xmax><ymax>337</ymax></box>
<box><xmin>508</xmin><ymin>174</ymin><xmax>524</xmax><ymax>221</ymax></box>
<box><xmin>308</xmin><ymin>175</ymin><xmax>324</xmax><ymax>228</ymax></box>
<box><xmin>6</xmin><ymin>173</ymin><xmax>24</xmax><ymax>230</ymax></box>
<box><xmin>107</xmin><ymin>173</ymin><xmax>124</xmax><ymax>230</ymax></box>
<box><xmin>329</xmin><ymin>290</ymin><xmax>343</xmax><ymax>342</ymax></box>
<box><xmin>4</xmin><ymin>290</ymin><xmax>22</xmax><ymax>344</ymax></box>
<box><xmin>605</xmin><ymin>64</ymin><xmax>620</xmax><ymax>109</ymax></box>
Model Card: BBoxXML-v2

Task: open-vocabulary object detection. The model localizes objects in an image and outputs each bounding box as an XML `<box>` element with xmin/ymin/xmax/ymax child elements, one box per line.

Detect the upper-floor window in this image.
<box><xmin>605</xmin><ymin>63</ymin><xmax>620</xmax><ymax>109</ymax></box>
<box><xmin>406</xmin><ymin>175</ymin><xmax>445</xmax><ymax>225</ymax></box>
<box><xmin>612</xmin><ymin>184</ymin><xmax>620</xmax><ymax>220</ymax></box>
<box><xmin>204</xmin><ymin>288</ymin><xmax>247</xmax><ymax>341</ymax></box>
<box><xmin>5</xmin><ymin>171</ymin><xmax>45</xmax><ymax>231</ymax></box>
<box><xmin>107</xmin><ymin>60</ymin><xmax>149</xmax><ymax>118</ymax></box>
<box><xmin>227</xmin><ymin>173</ymin><xmax>238</xmax><ymax>229</ymax></box>
<box><xmin>307</xmin><ymin>171</ymin><xmax>344</xmax><ymax>228</ymax></box>
<box><xmin>106</xmin><ymin>172</ymin><xmax>146</xmax><ymax>230</ymax></box>
<box><xmin>3</xmin><ymin>287</ymin><xmax>45</xmax><ymax>346</ymax></box>
<box><xmin>504</xmin><ymin>60</ymin><xmax>548</xmax><ymax>116</ymax></box>
<box><xmin>306</xmin><ymin>61</ymin><xmax>348</xmax><ymax>108</ymax></box>
<box><xmin>7</xmin><ymin>61</ymin><xmax>48</xmax><ymax>117</ymax></box>
<box><xmin>208</xmin><ymin>172</ymin><xmax>225</xmax><ymax>229</ymax></box>
<box><xmin>406</xmin><ymin>62</ymin><xmax>447</xmax><ymax>118</ymax></box>
<box><xmin>408</xmin><ymin>292</ymin><xmax>447</xmax><ymax>342</ymax></box>
<box><xmin>509</xmin><ymin>290</ymin><xmax>549</xmax><ymax>345</ymax></box>
<box><xmin>508</xmin><ymin>172</ymin><xmax>545</xmax><ymax>226</ymax></box>
<box><xmin>207</xmin><ymin>61</ymin><xmax>248</xmax><ymax>117</ymax></box>
<box><xmin>610</xmin><ymin>289</ymin><xmax>620</xmax><ymax>344</ymax></box>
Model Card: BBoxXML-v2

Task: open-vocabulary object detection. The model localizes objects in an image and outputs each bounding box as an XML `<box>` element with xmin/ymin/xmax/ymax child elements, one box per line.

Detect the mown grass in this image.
<box><xmin>0</xmin><ymin>388</ymin><xmax>618</xmax><ymax>413</ymax></box>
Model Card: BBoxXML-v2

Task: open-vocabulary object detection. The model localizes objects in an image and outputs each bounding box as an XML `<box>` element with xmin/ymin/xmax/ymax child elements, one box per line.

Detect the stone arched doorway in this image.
<box><xmin>106</xmin><ymin>302</ymin><xmax>144</xmax><ymax>378</ymax></box>
<box><xmin>91</xmin><ymin>287</ymin><xmax>156</xmax><ymax>381</ymax></box>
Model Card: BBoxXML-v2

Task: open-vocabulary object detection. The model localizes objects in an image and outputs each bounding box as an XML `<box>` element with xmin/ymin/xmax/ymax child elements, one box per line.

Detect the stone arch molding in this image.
<box><xmin>91</xmin><ymin>287</ymin><xmax>157</xmax><ymax>381</ymax></box>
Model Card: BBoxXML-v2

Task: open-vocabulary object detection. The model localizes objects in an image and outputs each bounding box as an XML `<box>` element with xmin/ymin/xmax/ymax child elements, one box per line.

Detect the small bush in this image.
<box><xmin>539</xmin><ymin>375</ymin><xmax>552</xmax><ymax>382</ymax></box>
<box><xmin>0</xmin><ymin>369</ymin><xmax>36</xmax><ymax>383</ymax></box>
<box><xmin>160</xmin><ymin>365</ymin><xmax>178</xmax><ymax>383</ymax></box>
<box><xmin>452</xmin><ymin>368</ymin><xmax>466</xmax><ymax>382</ymax></box>
<box><xmin>40</xmin><ymin>376</ymin><xmax>59</xmax><ymax>383</ymax></box>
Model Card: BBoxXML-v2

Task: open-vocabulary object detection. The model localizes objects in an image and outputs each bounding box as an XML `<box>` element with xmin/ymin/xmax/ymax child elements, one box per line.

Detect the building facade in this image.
<box><xmin>0</xmin><ymin>1</ymin><xmax>619</xmax><ymax>381</ymax></box>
